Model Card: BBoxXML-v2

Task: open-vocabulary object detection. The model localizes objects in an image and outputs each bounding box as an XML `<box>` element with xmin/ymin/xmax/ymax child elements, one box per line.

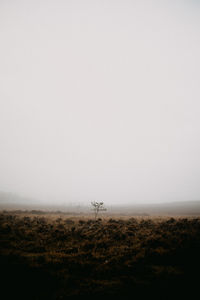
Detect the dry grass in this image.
<box><xmin>1</xmin><ymin>211</ymin><xmax>200</xmax><ymax>299</ymax></box>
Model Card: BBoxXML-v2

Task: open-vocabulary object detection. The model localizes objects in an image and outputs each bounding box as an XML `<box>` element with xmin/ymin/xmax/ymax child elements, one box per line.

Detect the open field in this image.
<box><xmin>1</xmin><ymin>211</ymin><xmax>200</xmax><ymax>299</ymax></box>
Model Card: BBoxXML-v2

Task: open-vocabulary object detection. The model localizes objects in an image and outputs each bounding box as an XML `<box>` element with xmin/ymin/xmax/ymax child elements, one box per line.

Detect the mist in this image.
<box><xmin>0</xmin><ymin>0</ymin><xmax>200</xmax><ymax>206</ymax></box>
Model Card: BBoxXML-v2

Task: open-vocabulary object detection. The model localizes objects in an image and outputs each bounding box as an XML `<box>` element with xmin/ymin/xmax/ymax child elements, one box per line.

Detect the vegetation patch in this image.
<box><xmin>0</xmin><ymin>212</ymin><xmax>200</xmax><ymax>299</ymax></box>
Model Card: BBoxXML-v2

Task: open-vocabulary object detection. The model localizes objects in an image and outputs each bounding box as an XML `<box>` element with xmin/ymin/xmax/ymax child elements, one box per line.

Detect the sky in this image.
<box><xmin>0</xmin><ymin>0</ymin><xmax>200</xmax><ymax>205</ymax></box>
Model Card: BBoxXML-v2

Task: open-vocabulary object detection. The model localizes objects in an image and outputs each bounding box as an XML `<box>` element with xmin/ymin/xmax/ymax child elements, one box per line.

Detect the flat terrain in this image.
<box><xmin>1</xmin><ymin>211</ymin><xmax>200</xmax><ymax>299</ymax></box>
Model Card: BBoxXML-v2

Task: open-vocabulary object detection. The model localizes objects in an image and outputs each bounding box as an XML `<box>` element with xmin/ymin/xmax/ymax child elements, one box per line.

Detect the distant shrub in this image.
<box><xmin>91</xmin><ymin>201</ymin><xmax>106</xmax><ymax>219</ymax></box>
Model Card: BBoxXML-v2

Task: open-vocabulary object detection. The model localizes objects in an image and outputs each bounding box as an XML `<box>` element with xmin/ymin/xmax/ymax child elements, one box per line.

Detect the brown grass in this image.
<box><xmin>1</xmin><ymin>211</ymin><xmax>200</xmax><ymax>299</ymax></box>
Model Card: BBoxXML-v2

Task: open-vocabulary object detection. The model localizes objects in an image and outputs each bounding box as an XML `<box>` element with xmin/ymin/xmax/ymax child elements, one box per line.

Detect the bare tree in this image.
<box><xmin>91</xmin><ymin>201</ymin><xmax>106</xmax><ymax>219</ymax></box>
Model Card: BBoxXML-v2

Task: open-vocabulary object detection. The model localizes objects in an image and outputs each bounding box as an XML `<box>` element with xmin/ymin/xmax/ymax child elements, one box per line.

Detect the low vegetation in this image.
<box><xmin>0</xmin><ymin>212</ymin><xmax>200</xmax><ymax>299</ymax></box>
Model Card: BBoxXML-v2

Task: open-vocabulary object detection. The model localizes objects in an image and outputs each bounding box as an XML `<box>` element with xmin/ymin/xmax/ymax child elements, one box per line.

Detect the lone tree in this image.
<box><xmin>91</xmin><ymin>201</ymin><xmax>106</xmax><ymax>219</ymax></box>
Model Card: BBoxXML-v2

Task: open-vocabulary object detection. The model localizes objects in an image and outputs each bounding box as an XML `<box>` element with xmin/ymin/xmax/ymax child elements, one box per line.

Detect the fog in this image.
<box><xmin>0</xmin><ymin>0</ymin><xmax>200</xmax><ymax>206</ymax></box>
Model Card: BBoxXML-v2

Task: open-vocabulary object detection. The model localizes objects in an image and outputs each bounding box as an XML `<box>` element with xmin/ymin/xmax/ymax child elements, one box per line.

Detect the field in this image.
<box><xmin>1</xmin><ymin>211</ymin><xmax>200</xmax><ymax>299</ymax></box>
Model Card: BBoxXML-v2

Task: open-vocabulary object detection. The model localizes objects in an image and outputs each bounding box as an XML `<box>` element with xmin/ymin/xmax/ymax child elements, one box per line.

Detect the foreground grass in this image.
<box><xmin>0</xmin><ymin>212</ymin><xmax>200</xmax><ymax>299</ymax></box>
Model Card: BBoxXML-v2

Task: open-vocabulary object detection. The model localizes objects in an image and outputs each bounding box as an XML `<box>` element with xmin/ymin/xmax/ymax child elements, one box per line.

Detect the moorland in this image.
<box><xmin>0</xmin><ymin>211</ymin><xmax>200</xmax><ymax>299</ymax></box>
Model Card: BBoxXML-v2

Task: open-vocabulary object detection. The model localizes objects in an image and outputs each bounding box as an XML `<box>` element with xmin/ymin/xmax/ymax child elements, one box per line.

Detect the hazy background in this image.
<box><xmin>0</xmin><ymin>0</ymin><xmax>200</xmax><ymax>206</ymax></box>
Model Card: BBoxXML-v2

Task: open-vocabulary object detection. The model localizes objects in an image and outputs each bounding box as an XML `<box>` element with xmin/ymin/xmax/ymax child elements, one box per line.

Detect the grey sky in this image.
<box><xmin>0</xmin><ymin>0</ymin><xmax>200</xmax><ymax>205</ymax></box>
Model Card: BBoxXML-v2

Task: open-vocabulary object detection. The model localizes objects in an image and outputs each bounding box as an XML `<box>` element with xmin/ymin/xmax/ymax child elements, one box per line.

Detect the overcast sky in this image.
<box><xmin>0</xmin><ymin>0</ymin><xmax>200</xmax><ymax>205</ymax></box>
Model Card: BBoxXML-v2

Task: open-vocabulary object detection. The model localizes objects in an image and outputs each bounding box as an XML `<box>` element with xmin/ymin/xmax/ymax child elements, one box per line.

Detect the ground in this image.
<box><xmin>0</xmin><ymin>211</ymin><xmax>200</xmax><ymax>299</ymax></box>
